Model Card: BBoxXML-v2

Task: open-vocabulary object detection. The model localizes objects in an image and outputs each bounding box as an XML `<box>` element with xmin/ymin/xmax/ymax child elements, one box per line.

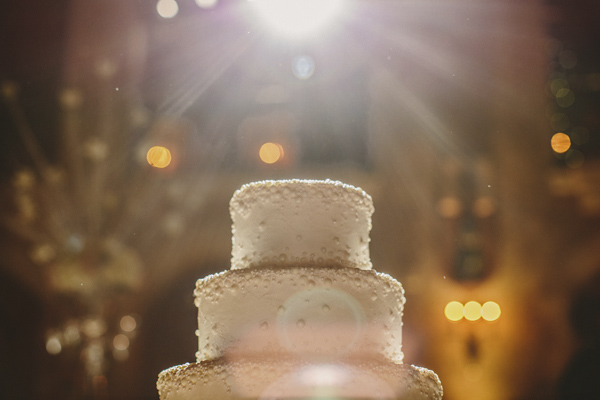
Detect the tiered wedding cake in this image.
<box><xmin>157</xmin><ymin>179</ymin><xmax>442</xmax><ymax>400</ymax></box>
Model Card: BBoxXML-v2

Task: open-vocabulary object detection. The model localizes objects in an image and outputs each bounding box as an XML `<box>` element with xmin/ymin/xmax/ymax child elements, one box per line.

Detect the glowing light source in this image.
<box><xmin>146</xmin><ymin>146</ymin><xmax>172</xmax><ymax>168</ymax></box>
<box><xmin>463</xmin><ymin>301</ymin><xmax>482</xmax><ymax>321</ymax></box>
<box><xmin>157</xmin><ymin>0</ymin><xmax>179</xmax><ymax>18</ymax></box>
<box><xmin>195</xmin><ymin>0</ymin><xmax>217</xmax><ymax>8</ymax></box>
<box><xmin>252</xmin><ymin>0</ymin><xmax>343</xmax><ymax>39</ymax></box>
<box><xmin>120</xmin><ymin>315</ymin><xmax>137</xmax><ymax>332</ymax></box>
<box><xmin>551</xmin><ymin>132</ymin><xmax>571</xmax><ymax>154</ymax></box>
<box><xmin>46</xmin><ymin>335</ymin><xmax>62</xmax><ymax>355</ymax></box>
<box><xmin>259</xmin><ymin>142</ymin><xmax>284</xmax><ymax>164</ymax></box>
<box><xmin>444</xmin><ymin>301</ymin><xmax>464</xmax><ymax>321</ymax></box>
<box><xmin>481</xmin><ymin>301</ymin><xmax>501</xmax><ymax>321</ymax></box>
<box><xmin>113</xmin><ymin>334</ymin><xmax>130</xmax><ymax>351</ymax></box>
<box><xmin>445</xmin><ymin>300</ymin><xmax>502</xmax><ymax>322</ymax></box>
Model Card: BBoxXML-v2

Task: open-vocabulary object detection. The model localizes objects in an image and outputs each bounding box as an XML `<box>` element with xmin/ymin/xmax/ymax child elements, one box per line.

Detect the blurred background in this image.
<box><xmin>1</xmin><ymin>0</ymin><xmax>599</xmax><ymax>399</ymax></box>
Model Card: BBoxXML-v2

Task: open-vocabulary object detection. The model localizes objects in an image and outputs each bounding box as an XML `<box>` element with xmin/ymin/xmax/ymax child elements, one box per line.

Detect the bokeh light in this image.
<box><xmin>565</xmin><ymin>149</ymin><xmax>585</xmax><ymax>169</ymax></box>
<box><xmin>437</xmin><ymin>196</ymin><xmax>462</xmax><ymax>218</ymax></box>
<box><xmin>157</xmin><ymin>0</ymin><xmax>179</xmax><ymax>18</ymax></box>
<box><xmin>446</xmin><ymin>300</ymin><xmax>502</xmax><ymax>322</ymax></box>
<box><xmin>120</xmin><ymin>315</ymin><xmax>137</xmax><ymax>332</ymax></box>
<box><xmin>463</xmin><ymin>301</ymin><xmax>482</xmax><ymax>321</ymax></box>
<box><xmin>444</xmin><ymin>301</ymin><xmax>464</xmax><ymax>321</ymax></box>
<box><xmin>113</xmin><ymin>334</ymin><xmax>130</xmax><ymax>351</ymax></box>
<box><xmin>473</xmin><ymin>196</ymin><xmax>496</xmax><ymax>218</ymax></box>
<box><xmin>46</xmin><ymin>335</ymin><xmax>62</xmax><ymax>355</ymax></box>
<box><xmin>252</xmin><ymin>0</ymin><xmax>343</xmax><ymax>39</ymax></box>
<box><xmin>481</xmin><ymin>301</ymin><xmax>501</xmax><ymax>321</ymax></box>
<box><xmin>259</xmin><ymin>142</ymin><xmax>284</xmax><ymax>164</ymax></box>
<box><xmin>551</xmin><ymin>132</ymin><xmax>571</xmax><ymax>154</ymax></box>
<box><xmin>550</xmin><ymin>78</ymin><xmax>569</xmax><ymax>95</ymax></box>
<box><xmin>558</xmin><ymin>50</ymin><xmax>578</xmax><ymax>69</ymax></box>
<box><xmin>556</xmin><ymin>88</ymin><xmax>575</xmax><ymax>108</ymax></box>
<box><xmin>146</xmin><ymin>146</ymin><xmax>172</xmax><ymax>168</ymax></box>
<box><xmin>82</xmin><ymin>318</ymin><xmax>107</xmax><ymax>339</ymax></box>
<box><xmin>63</xmin><ymin>323</ymin><xmax>81</xmax><ymax>345</ymax></box>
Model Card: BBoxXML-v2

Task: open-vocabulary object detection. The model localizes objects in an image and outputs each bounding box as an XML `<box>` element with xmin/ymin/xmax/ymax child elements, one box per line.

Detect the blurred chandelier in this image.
<box><xmin>1</xmin><ymin>58</ymin><xmax>211</xmax><ymax>385</ymax></box>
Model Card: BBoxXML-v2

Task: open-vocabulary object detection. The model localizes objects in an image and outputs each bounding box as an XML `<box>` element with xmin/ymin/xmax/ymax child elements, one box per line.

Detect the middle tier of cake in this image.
<box><xmin>194</xmin><ymin>266</ymin><xmax>406</xmax><ymax>363</ymax></box>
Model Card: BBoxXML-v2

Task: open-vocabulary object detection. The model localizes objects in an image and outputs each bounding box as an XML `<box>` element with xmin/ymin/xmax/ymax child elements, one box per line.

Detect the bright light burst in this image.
<box><xmin>157</xmin><ymin>0</ymin><xmax>179</xmax><ymax>19</ymax></box>
<box><xmin>252</xmin><ymin>0</ymin><xmax>344</xmax><ymax>39</ymax></box>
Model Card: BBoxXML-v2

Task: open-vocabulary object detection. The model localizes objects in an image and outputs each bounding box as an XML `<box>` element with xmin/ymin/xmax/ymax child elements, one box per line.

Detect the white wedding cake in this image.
<box><xmin>157</xmin><ymin>179</ymin><xmax>442</xmax><ymax>400</ymax></box>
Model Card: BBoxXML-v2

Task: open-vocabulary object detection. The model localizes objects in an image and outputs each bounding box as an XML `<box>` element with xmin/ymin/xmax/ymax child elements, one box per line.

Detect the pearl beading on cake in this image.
<box><xmin>229</xmin><ymin>179</ymin><xmax>374</xmax><ymax>270</ymax></box>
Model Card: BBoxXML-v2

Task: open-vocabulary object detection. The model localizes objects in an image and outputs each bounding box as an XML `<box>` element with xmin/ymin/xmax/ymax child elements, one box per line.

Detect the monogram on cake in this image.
<box><xmin>157</xmin><ymin>179</ymin><xmax>443</xmax><ymax>400</ymax></box>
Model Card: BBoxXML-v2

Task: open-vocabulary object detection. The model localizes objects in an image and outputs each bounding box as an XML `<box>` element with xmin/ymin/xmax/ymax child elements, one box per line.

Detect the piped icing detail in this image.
<box><xmin>230</xmin><ymin>179</ymin><xmax>374</xmax><ymax>270</ymax></box>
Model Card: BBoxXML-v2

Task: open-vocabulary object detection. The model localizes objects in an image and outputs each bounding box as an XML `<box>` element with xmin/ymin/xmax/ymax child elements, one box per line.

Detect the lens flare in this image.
<box><xmin>276</xmin><ymin>288</ymin><xmax>365</xmax><ymax>355</ymax></box>
<box><xmin>292</xmin><ymin>56</ymin><xmax>315</xmax><ymax>80</ymax></box>
<box><xmin>253</xmin><ymin>0</ymin><xmax>343</xmax><ymax>39</ymax></box>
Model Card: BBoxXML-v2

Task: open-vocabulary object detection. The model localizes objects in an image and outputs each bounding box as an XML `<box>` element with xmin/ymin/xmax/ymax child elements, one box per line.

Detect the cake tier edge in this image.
<box><xmin>194</xmin><ymin>266</ymin><xmax>406</xmax><ymax>363</ymax></box>
<box><xmin>229</xmin><ymin>179</ymin><xmax>374</xmax><ymax>270</ymax></box>
<box><xmin>157</xmin><ymin>357</ymin><xmax>443</xmax><ymax>400</ymax></box>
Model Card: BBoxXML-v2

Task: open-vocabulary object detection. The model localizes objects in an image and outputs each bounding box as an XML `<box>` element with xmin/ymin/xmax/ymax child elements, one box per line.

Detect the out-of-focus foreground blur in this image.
<box><xmin>1</xmin><ymin>0</ymin><xmax>599</xmax><ymax>399</ymax></box>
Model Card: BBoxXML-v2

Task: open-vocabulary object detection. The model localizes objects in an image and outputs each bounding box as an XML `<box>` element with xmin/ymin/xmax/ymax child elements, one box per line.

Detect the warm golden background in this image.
<box><xmin>1</xmin><ymin>0</ymin><xmax>599</xmax><ymax>399</ymax></box>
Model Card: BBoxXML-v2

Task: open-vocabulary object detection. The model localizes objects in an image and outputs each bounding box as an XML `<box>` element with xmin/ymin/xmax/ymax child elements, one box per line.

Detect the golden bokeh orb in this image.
<box><xmin>463</xmin><ymin>301</ymin><xmax>482</xmax><ymax>321</ymax></box>
<box><xmin>259</xmin><ymin>142</ymin><xmax>284</xmax><ymax>164</ymax></box>
<box><xmin>120</xmin><ymin>315</ymin><xmax>137</xmax><ymax>332</ymax></box>
<box><xmin>481</xmin><ymin>301</ymin><xmax>501</xmax><ymax>321</ymax></box>
<box><xmin>113</xmin><ymin>334</ymin><xmax>130</xmax><ymax>351</ymax></box>
<box><xmin>551</xmin><ymin>132</ymin><xmax>571</xmax><ymax>154</ymax></box>
<box><xmin>444</xmin><ymin>301</ymin><xmax>464</xmax><ymax>321</ymax></box>
<box><xmin>146</xmin><ymin>146</ymin><xmax>172</xmax><ymax>168</ymax></box>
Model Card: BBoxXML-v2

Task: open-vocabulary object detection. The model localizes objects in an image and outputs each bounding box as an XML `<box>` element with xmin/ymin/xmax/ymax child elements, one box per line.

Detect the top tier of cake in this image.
<box><xmin>230</xmin><ymin>179</ymin><xmax>374</xmax><ymax>270</ymax></box>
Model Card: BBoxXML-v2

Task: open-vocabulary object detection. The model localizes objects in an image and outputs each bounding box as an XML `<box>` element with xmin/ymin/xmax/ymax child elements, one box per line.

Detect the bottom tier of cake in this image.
<box><xmin>157</xmin><ymin>357</ymin><xmax>443</xmax><ymax>400</ymax></box>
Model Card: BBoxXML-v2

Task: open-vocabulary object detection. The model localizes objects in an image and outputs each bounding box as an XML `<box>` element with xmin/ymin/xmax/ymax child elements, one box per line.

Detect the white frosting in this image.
<box><xmin>194</xmin><ymin>266</ymin><xmax>405</xmax><ymax>364</ymax></box>
<box><xmin>157</xmin><ymin>179</ymin><xmax>443</xmax><ymax>400</ymax></box>
<box><xmin>157</xmin><ymin>358</ymin><xmax>443</xmax><ymax>400</ymax></box>
<box><xmin>230</xmin><ymin>179</ymin><xmax>374</xmax><ymax>270</ymax></box>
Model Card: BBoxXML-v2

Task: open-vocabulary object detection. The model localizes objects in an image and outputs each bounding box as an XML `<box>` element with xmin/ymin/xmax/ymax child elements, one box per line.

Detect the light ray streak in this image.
<box><xmin>158</xmin><ymin>33</ymin><xmax>256</xmax><ymax>118</ymax></box>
